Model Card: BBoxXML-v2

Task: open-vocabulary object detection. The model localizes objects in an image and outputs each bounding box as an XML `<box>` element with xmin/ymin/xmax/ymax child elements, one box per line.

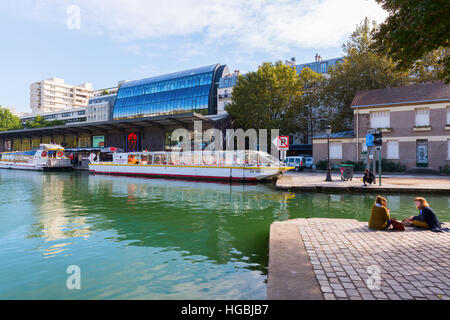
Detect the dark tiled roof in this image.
<box><xmin>351</xmin><ymin>82</ymin><xmax>450</xmax><ymax>108</ymax></box>
<box><xmin>312</xmin><ymin>130</ymin><xmax>354</xmax><ymax>139</ymax></box>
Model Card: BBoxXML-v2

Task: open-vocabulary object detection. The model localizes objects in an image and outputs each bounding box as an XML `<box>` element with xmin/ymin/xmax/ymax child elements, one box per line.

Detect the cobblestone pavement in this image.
<box><xmin>283</xmin><ymin>218</ymin><xmax>450</xmax><ymax>300</ymax></box>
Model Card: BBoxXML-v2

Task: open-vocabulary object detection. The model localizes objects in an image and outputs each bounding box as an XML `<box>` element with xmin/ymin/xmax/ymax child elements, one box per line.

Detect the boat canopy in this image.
<box><xmin>119</xmin><ymin>150</ymin><xmax>285</xmax><ymax>167</ymax></box>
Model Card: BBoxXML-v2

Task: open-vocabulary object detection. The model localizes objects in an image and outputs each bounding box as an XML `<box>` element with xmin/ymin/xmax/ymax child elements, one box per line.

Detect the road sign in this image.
<box><xmin>276</xmin><ymin>136</ymin><xmax>289</xmax><ymax>150</ymax></box>
<box><xmin>366</xmin><ymin>134</ymin><xmax>374</xmax><ymax>147</ymax></box>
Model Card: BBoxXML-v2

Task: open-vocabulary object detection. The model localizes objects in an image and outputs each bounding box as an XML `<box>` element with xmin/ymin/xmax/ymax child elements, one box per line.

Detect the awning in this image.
<box><xmin>0</xmin><ymin>112</ymin><xmax>212</xmax><ymax>138</ymax></box>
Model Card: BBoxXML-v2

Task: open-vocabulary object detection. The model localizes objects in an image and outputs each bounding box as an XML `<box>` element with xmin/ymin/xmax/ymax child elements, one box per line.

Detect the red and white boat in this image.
<box><xmin>89</xmin><ymin>150</ymin><xmax>293</xmax><ymax>181</ymax></box>
<box><xmin>0</xmin><ymin>144</ymin><xmax>72</xmax><ymax>171</ymax></box>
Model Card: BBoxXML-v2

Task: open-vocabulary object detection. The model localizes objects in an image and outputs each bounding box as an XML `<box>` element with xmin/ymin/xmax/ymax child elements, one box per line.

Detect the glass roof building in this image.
<box><xmin>113</xmin><ymin>64</ymin><xmax>229</xmax><ymax>120</ymax></box>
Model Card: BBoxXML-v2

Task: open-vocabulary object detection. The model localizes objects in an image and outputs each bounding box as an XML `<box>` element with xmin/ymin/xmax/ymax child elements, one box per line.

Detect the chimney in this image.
<box><xmin>315</xmin><ymin>53</ymin><xmax>319</xmax><ymax>61</ymax></box>
<box><xmin>233</xmin><ymin>70</ymin><xmax>240</xmax><ymax>76</ymax></box>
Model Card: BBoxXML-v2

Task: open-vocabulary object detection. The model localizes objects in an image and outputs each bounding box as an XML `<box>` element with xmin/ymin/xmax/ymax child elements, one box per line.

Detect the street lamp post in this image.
<box><xmin>325</xmin><ymin>125</ymin><xmax>332</xmax><ymax>182</ymax></box>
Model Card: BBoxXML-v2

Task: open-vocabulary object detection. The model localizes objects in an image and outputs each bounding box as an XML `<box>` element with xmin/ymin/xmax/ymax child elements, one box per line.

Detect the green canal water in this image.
<box><xmin>0</xmin><ymin>170</ymin><xmax>449</xmax><ymax>299</ymax></box>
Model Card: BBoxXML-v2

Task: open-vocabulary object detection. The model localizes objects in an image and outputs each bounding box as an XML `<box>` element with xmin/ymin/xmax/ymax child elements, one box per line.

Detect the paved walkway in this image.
<box><xmin>276</xmin><ymin>172</ymin><xmax>450</xmax><ymax>194</ymax></box>
<box><xmin>268</xmin><ymin>218</ymin><xmax>450</xmax><ymax>300</ymax></box>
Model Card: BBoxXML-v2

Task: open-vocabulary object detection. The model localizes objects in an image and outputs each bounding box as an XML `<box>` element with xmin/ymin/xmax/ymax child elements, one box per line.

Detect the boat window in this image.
<box><xmin>128</xmin><ymin>154</ymin><xmax>139</xmax><ymax>164</ymax></box>
<box><xmin>154</xmin><ymin>153</ymin><xmax>167</xmax><ymax>165</ymax></box>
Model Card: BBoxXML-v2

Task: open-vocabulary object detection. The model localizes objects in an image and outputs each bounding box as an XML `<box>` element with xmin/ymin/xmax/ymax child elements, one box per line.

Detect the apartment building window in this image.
<box><xmin>415</xmin><ymin>108</ymin><xmax>430</xmax><ymax>127</ymax></box>
<box><xmin>447</xmin><ymin>107</ymin><xmax>450</xmax><ymax>125</ymax></box>
<box><xmin>386</xmin><ymin>140</ymin><xmax>399</xmax><ymax>159</ymax></box>
<box><xmin>370</xmin><ymin>111</ymin><xmax>390</xmax><ymax>128</ymax></box>
<box><xmin>329</xmin><ymin>141</ymin><xmax>342</xmax><ymax>159</ymax></box>
<box><xmin>448</xmin><ymin>140</ymin><xmax>450</xmax><ymax>159</ymax></box>
<box><xmin>447</xmin><ymin>140</ymin><xmax>450</xmax><ymax>160</ymax></box>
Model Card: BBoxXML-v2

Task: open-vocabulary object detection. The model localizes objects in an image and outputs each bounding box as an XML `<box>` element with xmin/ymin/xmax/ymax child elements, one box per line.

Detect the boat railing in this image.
<box><xmin>108</xmin><ymin>150</ymin><xmax>287</xmax><ymax>168</ymax></box>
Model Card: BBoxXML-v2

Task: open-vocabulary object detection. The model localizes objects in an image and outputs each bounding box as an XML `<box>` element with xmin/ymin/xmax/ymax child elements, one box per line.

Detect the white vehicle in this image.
<box><xmin>305</xmin><ymin>156</ymin><xmax>313</xmax><ymax>168</ymax></box>
<box><xmin>89</xmin><ymin>150</ymin><xmax>294</xmax><ymax>182</ymax></box>
<box><xmin>0</xmin><ymin>144</ymin><xmax>72</xmax><ymax>171</ymax></box>
<box><xmin>285</xmin><ymin>156</ymin><xmax>305</xmax><ymax>171</ymax></box>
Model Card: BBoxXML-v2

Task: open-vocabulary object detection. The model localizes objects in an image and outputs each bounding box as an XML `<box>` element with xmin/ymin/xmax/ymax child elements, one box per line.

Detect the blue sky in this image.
<box><xmin>0</xmin><ymin>0</ymin><xmax>387</xmax><ymax>113</ymax></box>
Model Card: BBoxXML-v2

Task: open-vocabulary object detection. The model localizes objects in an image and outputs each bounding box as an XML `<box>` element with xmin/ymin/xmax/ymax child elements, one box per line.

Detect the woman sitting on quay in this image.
<box><xmin>369</xmin><ymin>196</ymin><xmax>391</xmax><ymax>230</ymax></box>
<box><xmin>368</xmin><ymin>196</ymin><xmax>404</xmax><ymax>231</ymax></box>
<box><xmin>402</xmin><ymin>197</ymin><xmax>449</xmax><ymax>232</ymax></box>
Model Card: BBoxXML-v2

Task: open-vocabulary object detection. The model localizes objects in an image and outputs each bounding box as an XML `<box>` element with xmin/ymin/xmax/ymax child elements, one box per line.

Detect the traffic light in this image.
<box><xmin>373</xmin><ymin>131</ymin><xmax>383</xmax><ymax>146</ymax></box>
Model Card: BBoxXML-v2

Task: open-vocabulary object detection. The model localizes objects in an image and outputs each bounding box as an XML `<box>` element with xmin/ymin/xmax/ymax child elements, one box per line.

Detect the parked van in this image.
<box><xmin>285</xmin><ymin>156</ymin><xmax>305</xmax><ymax>171</ymax></box>
<box><xmin>305</xmin><ymin>156</ymin><xmax>313</xmax><ymax>168</ymax></box>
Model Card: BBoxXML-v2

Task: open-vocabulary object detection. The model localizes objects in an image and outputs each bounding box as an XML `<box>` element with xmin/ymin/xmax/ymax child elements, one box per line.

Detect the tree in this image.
<box><xmin>408</xmin><ymin>48</ymin><xmax>450</xmax><ymax>83</ymax></box>
<box><xmin>322</xmin><ymin>18</ymin><xmax>409</xmax><ymax>131</ymax></box>
<box><xmin>286</xmin><ymin>67</ymin><xmax>325</xmax><ymax>143</ymax></box>
<box><xmin>0</xmin><ymin>106</ymin><xmax>21</xmax><ymax>132</ymax></box>
<box><xmin>372</xmin><ymin>0</ymin><xmax>450</xmax><ymax>83</ymax></box>
<box><xmin>225</xmin><ymin>61</ymin><xmax>303</xmax><ymax>133</ymax></box>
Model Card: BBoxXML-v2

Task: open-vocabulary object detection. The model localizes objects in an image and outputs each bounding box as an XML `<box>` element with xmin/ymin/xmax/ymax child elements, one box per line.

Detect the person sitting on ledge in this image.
<box><xmin>368</xmin><ymin>196</ymin><xmax>391</xmax><ymax>230</ymax></box>
<box><xmin>402</xmin><ymin>197</ymin><xmax>449</xmax><ymax>232</ymax></box>
<box><xmin>362</xmin><ymin>169</ymin><xmax>375</xmax><ymax>186</ymax></box>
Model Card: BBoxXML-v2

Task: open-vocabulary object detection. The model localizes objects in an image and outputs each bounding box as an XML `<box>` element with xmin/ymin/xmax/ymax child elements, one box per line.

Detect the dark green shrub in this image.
<box><xmin>374</xmin><ymin>159</ymin><xmax>406</xmax><ymax>172</ymax></box>
<box><xmin>440</xmin><ymin>165</ymin><xmax>450</xmax><ymax>174</ymax></box>
<box><xmin>341</xmin><ymin>160</ymin><xmax>365</xmax><ymax>172</ymax></box>
<box><xmin>316</xmin><ymin>160</ymin><xmax>328</xmax><ymax>171</ymax></box>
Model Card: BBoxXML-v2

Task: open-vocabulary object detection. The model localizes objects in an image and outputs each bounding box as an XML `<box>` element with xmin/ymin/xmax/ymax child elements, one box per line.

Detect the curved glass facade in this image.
<box><xmin>113</xmin><ymin>64</ymin><xmax>228</xmax><ymax>120</ymax></box>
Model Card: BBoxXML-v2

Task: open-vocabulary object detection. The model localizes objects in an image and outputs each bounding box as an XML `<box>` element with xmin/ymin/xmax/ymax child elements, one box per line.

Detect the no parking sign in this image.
<box><xmin>277</xmin><ymin>136</ymin><xmax>289</xmax><ymax>150</ymax></box>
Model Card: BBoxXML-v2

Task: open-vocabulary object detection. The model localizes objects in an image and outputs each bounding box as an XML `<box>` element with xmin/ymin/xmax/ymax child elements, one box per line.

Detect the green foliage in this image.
<box><xmin>372</xmin><ymin>0</ymin><xmax>450</xmax><ymax>83</ymax></box>
<box><xmin>316</xmin><ymin>160</ymin><xmax>328</xmax><ymax>171</ymax></box>
<box><xmin>321</xmin><ymin>18</ymin><xmax>409</xmax><ymax>131</ymax></box>
<box><xmin>439</xmin><ymin>165</ymin><xmax>450</xmax><ymax>175</ymax></box>
<box><xmin>0</xmin><ymin>106</ymin><xmax>22</xmax><ymax>132</ymax></box>
<box><xmin>286</xmin><ymin>67</ymin><xmax>325</xmax><ymax>139</ymax></box>
<box><xmin>341</xmin><ymin>160</ymin><xmax>365</xmax><ymax>172</ymax></box>
<box><xmin>375</xmin><ymin>159</ymin><xmax>406</xmax><ymax>172</ymax></box>
<box><xmin>225</xmin><ymin>61</ymin><xmax>303</xmax><ymax>133</ymax></box>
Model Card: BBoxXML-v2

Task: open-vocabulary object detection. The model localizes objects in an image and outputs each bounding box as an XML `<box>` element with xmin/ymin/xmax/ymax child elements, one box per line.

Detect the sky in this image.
<box><xmin>0</xmin><ymin>0</ymin><xmax>388</xmax><ymax>113</ymax></box>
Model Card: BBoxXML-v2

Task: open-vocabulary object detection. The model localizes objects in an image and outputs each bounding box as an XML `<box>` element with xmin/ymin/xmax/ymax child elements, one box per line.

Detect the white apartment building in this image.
<box><xmin>30</xmin><ymin>77</ymin><xmax>94</xmax><ymax>114</ymax></box>
<box><xmin>86</xmin><ymin>93</ymin><xmax>116</xmax><ymax>123</ymax></box>
<box><xmin>217</xmin><ymin>71</ymin><xmax>239</xmax><ymax>115</ymax></box>
<box><xmin>4</xmin><ymin>106</ymin><xmax>31</xmax><ymax>117</ymax></box>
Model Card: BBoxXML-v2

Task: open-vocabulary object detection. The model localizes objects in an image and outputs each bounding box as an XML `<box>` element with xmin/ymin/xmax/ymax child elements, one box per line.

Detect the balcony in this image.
<box><xmin>413</xmin><ymin>126</ymin><xmax>431</xmax><ymax>132</ymax></box>
<box><xmin>218</xmin><ymin>93</ymin><xmax>232</xmax><ymax>99</ymax></box>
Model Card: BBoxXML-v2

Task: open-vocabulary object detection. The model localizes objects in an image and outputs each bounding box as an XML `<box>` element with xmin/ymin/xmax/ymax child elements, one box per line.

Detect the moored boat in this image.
<box><xmin>0</xmin><ymin>144</ymin><xmax>73</xmax><ymax>171</ymax></box>
<box><xmin>89</xmin><ymin>150</ymin><xmax>293</xmax><ymax>182</ymax></box>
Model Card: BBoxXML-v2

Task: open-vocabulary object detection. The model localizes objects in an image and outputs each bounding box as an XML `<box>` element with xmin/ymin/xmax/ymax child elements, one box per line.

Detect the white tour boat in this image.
<box><xmin>89</xmin><ymin>150</ymin><xmax>293</xmax><ymax>182</ymax></box>
<box><xmin>0</xmin><ymin>144</ymin><xmax>72</xmax><ymax>171</ymax></box>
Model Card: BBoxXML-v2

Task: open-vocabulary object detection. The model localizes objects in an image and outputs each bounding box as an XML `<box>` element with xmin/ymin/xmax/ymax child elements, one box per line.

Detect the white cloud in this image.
<box><xmin>6</xmin><ymin>0</ymin><xmax>388</xmax><ymax>54</ymax></box>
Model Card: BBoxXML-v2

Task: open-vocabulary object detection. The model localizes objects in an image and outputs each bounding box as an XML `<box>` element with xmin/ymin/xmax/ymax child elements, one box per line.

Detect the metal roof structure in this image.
<box><xmin>0</xmin><ymin>112</ymin><xmax>211</xmax><ymax>138</ymax></box>
<box><xmin>119</xmin><ymin>65</ymin><xmax>219</xmax><ymax>88</ymax></box>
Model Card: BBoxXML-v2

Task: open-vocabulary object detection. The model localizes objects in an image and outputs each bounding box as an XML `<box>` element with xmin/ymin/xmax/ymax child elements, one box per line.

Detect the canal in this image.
<box><xmin>0</xmin><ymin>170</ymin><xmax>449</xmax><ymax>299</ymax></box>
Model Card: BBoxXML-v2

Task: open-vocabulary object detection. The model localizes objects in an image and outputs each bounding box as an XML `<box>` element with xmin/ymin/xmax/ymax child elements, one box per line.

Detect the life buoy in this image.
<box><xmin>57</xmin><ymin>151</ymin><xmax>63</xmax><ymax>158</ymax></box>
<box><xmin>41</xmin><ymin>151</ymin><xmax>47</xmax><ymax>157</ymax></box>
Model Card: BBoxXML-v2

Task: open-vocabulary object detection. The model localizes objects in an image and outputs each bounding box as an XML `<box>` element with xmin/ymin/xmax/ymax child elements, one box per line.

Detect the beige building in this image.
<box><xmin>30</xmin><ymin>77</ymin><xmax>93</xmax><ymax>114</ymax></box>
<box><xmin>313</xmin><ymin>82</ymin><xmax>450</xmax><ymax>172</ymax></box>
<box><xmin>217</xmin><ymin>71</ymin><xmax>239</xmax><ymax>115</ymax></box>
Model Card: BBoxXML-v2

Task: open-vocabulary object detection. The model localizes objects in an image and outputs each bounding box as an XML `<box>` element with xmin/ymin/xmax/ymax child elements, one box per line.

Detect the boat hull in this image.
<box><xmin>89</xmin><ymin>163</ymin><xmax>284</xmax><ymax>182</ymax></box>
<box><xmin>0</xmin><ymin>160</ymin><xmax>73</xmax><ymax>171</ymax></box>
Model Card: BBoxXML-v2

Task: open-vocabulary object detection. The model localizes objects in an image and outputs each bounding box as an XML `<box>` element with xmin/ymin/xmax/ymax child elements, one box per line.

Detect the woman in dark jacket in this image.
<box><xmin>403</xmin><ymin>197</ymin><xmax>449</xmax><ymax>232</ymax></box>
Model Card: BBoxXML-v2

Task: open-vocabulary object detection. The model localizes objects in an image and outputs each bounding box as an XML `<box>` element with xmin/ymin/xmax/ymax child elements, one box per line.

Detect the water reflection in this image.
<box><xmin>0</xmin><ymin>169</ymin><xmax>449</xmax><ymax>299</ymax></box>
